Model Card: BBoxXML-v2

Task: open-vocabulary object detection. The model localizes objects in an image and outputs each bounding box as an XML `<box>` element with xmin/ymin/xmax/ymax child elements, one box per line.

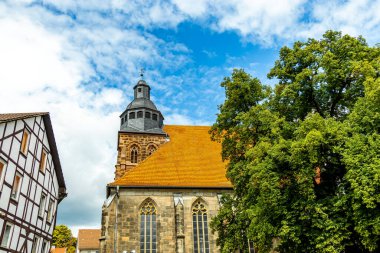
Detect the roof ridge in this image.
<box><xmin>0</xmin><ymin>112</ymin><xmax>49</xmax><ymax>123</ymax></box>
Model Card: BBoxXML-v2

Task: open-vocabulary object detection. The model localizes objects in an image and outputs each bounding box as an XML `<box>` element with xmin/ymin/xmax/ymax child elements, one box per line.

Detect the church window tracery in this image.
<box><xmin>192</xmin><ymin>200</ymin><xmax>210</xmax><ymax>253</ymax></box>
<box><xmin>147</xmin><ymin>145</ymin><xmax>157</xmax><ymax>156</ymax></box>
<box><xmin>140</xmin><ymin>200</ymin><xmax>157</xmax><ymax>253</ymax></box>
<box><xmin>131</xmin><ymin>145</ymin><xmax>139</xmax><ymax>163</ymax></box>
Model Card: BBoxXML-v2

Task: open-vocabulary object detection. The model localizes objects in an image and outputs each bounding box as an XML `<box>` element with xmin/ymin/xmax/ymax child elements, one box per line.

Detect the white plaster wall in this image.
<box><xmin>0</xmin><ymin>117</ymin><xmax>62</xmax><ymax>252</ymax></box>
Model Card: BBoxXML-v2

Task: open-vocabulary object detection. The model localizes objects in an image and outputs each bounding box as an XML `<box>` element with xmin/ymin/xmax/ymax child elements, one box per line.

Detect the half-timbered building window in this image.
<box><xmin>47</xmin><ymin>199</ymin><xmax>54</xmax><ymax>222</ymax></box>
<box><xmin>39</xmin><ymin>149</ymin><xmax>47</xmax><ymax>173</ymax></box>
<box><xmin>41</xmin><ymin>240</ymin><xmax>47</xmax><ymax>253</ymax></box>
<box><xmin>131</xmin><ymin>145</ymin><xmax>139</xmax><ymax>163</ymax></box>
<box><xmin>31</xmin><ymin>236</ymin><xmax>39</xmax><ymax>253</ymax></box>
<box><xmin>0</xmin><ymin>159</ymin><xmax>5</xmax><ymax>186</ymax></box>
<box><xmin>0</xmin><ymin>222</ymin><xmax>13</xmax><ymax>248</ymax></box>
<box><xmin>192</xmin><ymin>200</ymin><xmax>210</xmax><ymax>253</ymax></box>
<box><xmin>140</xmin><ymin>200</ymin><xmax>157</xmax><ymax>253</ymax></box>
<box><xmin>20</xmin><ymin>129</ymin><xmax>30</xmax><ymax>155</ymax></box>
<box><xmin>38</xmin><ymin>194</ymin><xmax>47</xmax><ymax>217</ymax></box>
<box><xmin>11</xmin><ymin>173</ymin><xmax>22</xmax><ymax>199</ymax></box>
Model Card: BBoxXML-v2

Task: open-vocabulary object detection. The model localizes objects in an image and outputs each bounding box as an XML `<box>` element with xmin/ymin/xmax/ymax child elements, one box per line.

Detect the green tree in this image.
<box><xmin>52</xmin><ymin>225</ymin><xmax>77</xmax><ymax>253</ymax></box>
<box><xmin>210</xmin><ymin>31</ymin><xmax>380</xmax><ymax>253</ymax></box>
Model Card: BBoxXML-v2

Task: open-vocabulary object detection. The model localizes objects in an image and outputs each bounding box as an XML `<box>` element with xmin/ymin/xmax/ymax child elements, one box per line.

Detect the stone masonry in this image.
<box><xmin>100</xmin><ymin>188</ymin><xmax>230</xmax><ymax>253</ymax></box>
<box><xmin>114</xmin><ymin>132</ymin><xmax>167</xmax><ymax>180</ymax></box>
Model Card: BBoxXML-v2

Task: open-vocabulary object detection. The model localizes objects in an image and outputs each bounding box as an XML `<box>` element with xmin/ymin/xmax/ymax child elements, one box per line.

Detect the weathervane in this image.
<box><xmin>140</xmin><ymin>68</ymin><xmax>145</xmax><ymax>79</ymax></box>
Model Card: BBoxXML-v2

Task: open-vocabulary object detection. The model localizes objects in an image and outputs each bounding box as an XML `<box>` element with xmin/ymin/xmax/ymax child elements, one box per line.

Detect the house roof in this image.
<box><xmin>0</xmin><ymin>113</ymin><xmax>66</xmax><ymax>199</ymax></box>
<box><xmin>50</xmin><ymin>248</ymin><xmax>66</xmax><ymax>253</ymax></box>
<box><xmin>110</xmin><ymin>125</ymin><xmax>232</xmax><ymax>188</ymax></box>
<box><xmin>77</xmin><ymin>229</ymin><xmax>101</xmax><ymax>250</ymax></box>
<box><xmin>0</xmin><ymin>112</ymin><xmax>48</xmax><ymax>123</ymax></box>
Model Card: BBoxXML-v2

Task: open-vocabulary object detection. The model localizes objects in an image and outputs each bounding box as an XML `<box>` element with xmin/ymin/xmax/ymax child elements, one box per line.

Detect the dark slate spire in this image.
<box><xmin>119</xmin><ymin>73</ymin><xmax>165</xmax><ymax>134</ymax></box>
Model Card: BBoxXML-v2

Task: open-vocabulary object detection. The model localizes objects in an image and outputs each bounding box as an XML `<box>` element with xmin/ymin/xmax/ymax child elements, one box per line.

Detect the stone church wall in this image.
<box><xmin>114</xmin><ymin>132</ymin><xmax>167</xmax><ymax>180</ymax></box>
<box><xmin>100</xmin><ymin>188</ymin><xmax>232</xmax><ymax>253</ymax></box>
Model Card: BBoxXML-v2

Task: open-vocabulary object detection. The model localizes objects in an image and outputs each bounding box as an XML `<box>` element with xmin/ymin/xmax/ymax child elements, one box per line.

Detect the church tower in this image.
<box><xmin>114</xmin><ymin>75</ymin><xmax>168</xmax><ymax>179</ymax></box>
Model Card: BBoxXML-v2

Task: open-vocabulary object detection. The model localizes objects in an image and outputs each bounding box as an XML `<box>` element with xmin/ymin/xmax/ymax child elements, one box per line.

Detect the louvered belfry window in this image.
<box><xmin>192</xmin><ymin>200</ymin><xmax>210</xmax><ymax>253</ymax></box>
<box><xmin>140</xmin><ymin>200</ymin><xmax>157</xmax><ymax>253</ymax></box>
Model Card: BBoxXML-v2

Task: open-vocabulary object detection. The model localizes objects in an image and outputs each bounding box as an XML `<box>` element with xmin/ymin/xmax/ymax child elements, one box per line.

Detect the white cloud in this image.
<box><xmin>2</xmin><ymin>0</ymin><xmax>380</xmax><ymax>234</ymax></box>
<box><xmin>0</xmin><ymin>0</ymin><xmax>193</xmax><ymax>231</ymax></box>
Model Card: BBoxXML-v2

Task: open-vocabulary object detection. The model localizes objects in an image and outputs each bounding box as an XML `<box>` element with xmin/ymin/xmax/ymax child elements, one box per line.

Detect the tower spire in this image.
<box><xmin>140</xmin><ymin>68</ymin><xmax>145</xmax><ymax>79</ymax></box>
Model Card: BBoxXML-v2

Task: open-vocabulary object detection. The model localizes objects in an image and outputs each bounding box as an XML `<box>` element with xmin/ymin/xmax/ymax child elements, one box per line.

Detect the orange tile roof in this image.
<box><xmin>77</xmin><ymin>229</ymin><xmax>101</xmax><ymax>250</ymax></box>
<box><xmin>50</xmin><ymin>248</ymin><xmax>66</xmax><ymax>253</ymax></box>
<box><xmin>110</xmin><ymin>125</ymin><xmax>232</xmax><ymax>188</ymax></box>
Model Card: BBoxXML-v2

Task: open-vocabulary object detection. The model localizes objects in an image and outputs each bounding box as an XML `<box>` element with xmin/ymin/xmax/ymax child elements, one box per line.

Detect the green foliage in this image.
<box><xmin>210</xmin><ymin>31</ymin><xmax>380</xmax><ymax>253</ymax></box>
<box><xmin>52</xmin><ymin>225</ymin><xmax>77</xmax><ymax>252</ymax></box>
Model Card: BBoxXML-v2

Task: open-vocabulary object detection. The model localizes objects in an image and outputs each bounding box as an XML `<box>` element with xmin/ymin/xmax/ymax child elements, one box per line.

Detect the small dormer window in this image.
<box><xmin>137</xmin><ymin>111</ymin><xmax>143</xmax><ymax>118</ymax></box>
<box><xmin>152</xmin><ymin>114</ymin><xmax>158</xmax><ymax>121</ymax></box>
<box><xmin>145</xmin><ymin>112</ymin><xmax>151</xmax><ymax>119</ymax></box>
<box><xmin>129</xmin><ymin>112</ymin><xmax>136</xmax><ymax>119</ymax></box>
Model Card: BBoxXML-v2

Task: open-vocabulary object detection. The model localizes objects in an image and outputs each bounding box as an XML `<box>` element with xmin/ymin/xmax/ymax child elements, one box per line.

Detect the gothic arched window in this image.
<box><xmin>147</xmin><ymin>145</ymin><xmax>157</xmax><ymax>156</ymax></box>
<box><xmin>192</xmin><ymin>200</ymin><xmax>210</xmax><ymax>253</ymax></box>
<box><xmin>140</xmin><ymin>200</ymin><xmax>157</xmax><ymax>253</ymax></box>
<box><xmin>131</xmin><ymin>145</ymin><xmax>139</xmax><ymax>163</ymax></box>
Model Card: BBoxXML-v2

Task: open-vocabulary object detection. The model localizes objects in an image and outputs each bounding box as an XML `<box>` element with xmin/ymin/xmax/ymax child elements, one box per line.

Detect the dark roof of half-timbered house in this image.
<box><xmin>0</xmin><ymin>112</ymin><xmax>67</xmax><ymax>199</ymax></box>
<box><xmin>0</xmin><ymin>112</ymin><xmax>48</xmax><ymax>123</ymax></box>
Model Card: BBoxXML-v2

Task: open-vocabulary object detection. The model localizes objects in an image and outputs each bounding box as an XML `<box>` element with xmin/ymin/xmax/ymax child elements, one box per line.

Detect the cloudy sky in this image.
<box><xmin>1</xmin><ymin>0</ymin><xmax>380</xmax><ymax>236</ymax></box>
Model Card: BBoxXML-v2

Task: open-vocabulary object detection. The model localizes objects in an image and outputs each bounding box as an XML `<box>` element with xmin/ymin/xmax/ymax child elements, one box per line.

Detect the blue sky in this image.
<box><xmin>0</xmin><ymin>0</ymin><xmax>380</xmax><ymax>236</ymax></box>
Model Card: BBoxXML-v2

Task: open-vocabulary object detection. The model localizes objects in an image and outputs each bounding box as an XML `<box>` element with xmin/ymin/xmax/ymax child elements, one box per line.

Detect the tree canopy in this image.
<box><xmin>210</xmin><ymin>31</ymin><xmax>380</xmax><ymax>253</ymax></box>
<box><xmin>52</xmin><ymin>225</ymin><xmax>77</xmax><ymax>253</ymax></box>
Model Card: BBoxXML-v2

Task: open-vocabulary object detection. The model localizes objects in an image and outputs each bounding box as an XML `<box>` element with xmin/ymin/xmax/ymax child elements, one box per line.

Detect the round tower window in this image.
<box><xmin>145</xmin><ymin>112</ymin><xmax>151</xmax><ymax>119</ymax></box>
<box><xmin>137</xmin><ymin>111</ymin><xmax>143</xmax><ymax>118</ymax></box>
<box><xmin>152</xmin><ymin>114</ymin><xmax>158</xmax><ymax>121</ymax></box>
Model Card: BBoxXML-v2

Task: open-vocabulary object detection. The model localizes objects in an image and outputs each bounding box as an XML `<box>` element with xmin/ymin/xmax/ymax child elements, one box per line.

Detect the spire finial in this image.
<box><xmin>140</xmin><ymin>68</ymin><xmax>145</xmax><ymax>79</ymax></box>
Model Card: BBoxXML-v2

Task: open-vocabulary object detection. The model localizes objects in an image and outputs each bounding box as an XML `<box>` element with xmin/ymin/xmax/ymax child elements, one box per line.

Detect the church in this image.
<box><xmin>99</xmin><ymin>76</ymin><xmax>232</xmax><ymax>253</ymax></box>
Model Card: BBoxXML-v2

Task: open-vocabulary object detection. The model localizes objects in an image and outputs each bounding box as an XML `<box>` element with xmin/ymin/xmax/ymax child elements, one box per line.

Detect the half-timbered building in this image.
<box><xmin>0</xmin><ymin>113</ymin><xmax>67</xmax><ymax>252</ymax></box>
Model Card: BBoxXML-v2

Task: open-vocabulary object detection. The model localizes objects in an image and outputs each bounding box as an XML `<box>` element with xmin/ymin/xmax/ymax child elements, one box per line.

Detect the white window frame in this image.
<box><xmin>0</xmin><ymin>222</ymin><xmax>14</xmax><ymax>248</ymax></box>
<box><xmin>41</xmin><ymin>240</ymin><xmax>47</xmax><ymax>253</ymax></box>
<box><xmin>31</xmin><ymin>236</ymin><xmax>39</xmax><ymax>253</ymax></box>
<box><xmin>38</xmin><ymin>194</ymin><xmax>47</xmax><ymax>217</ymax></box>
<box><xmin>0</xmin><ymin>158</ymin><xmax>6</xmax><ymax>190</ymax></box>
<box><xmin>11</xmin><ymin>173</ymin><xmax>22</xmax><ymax>200</ymax></box>
<box><xmin>46</xmin><ymin>198</ymin><xmax>55</xmax><ymax>223</ymax></box>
